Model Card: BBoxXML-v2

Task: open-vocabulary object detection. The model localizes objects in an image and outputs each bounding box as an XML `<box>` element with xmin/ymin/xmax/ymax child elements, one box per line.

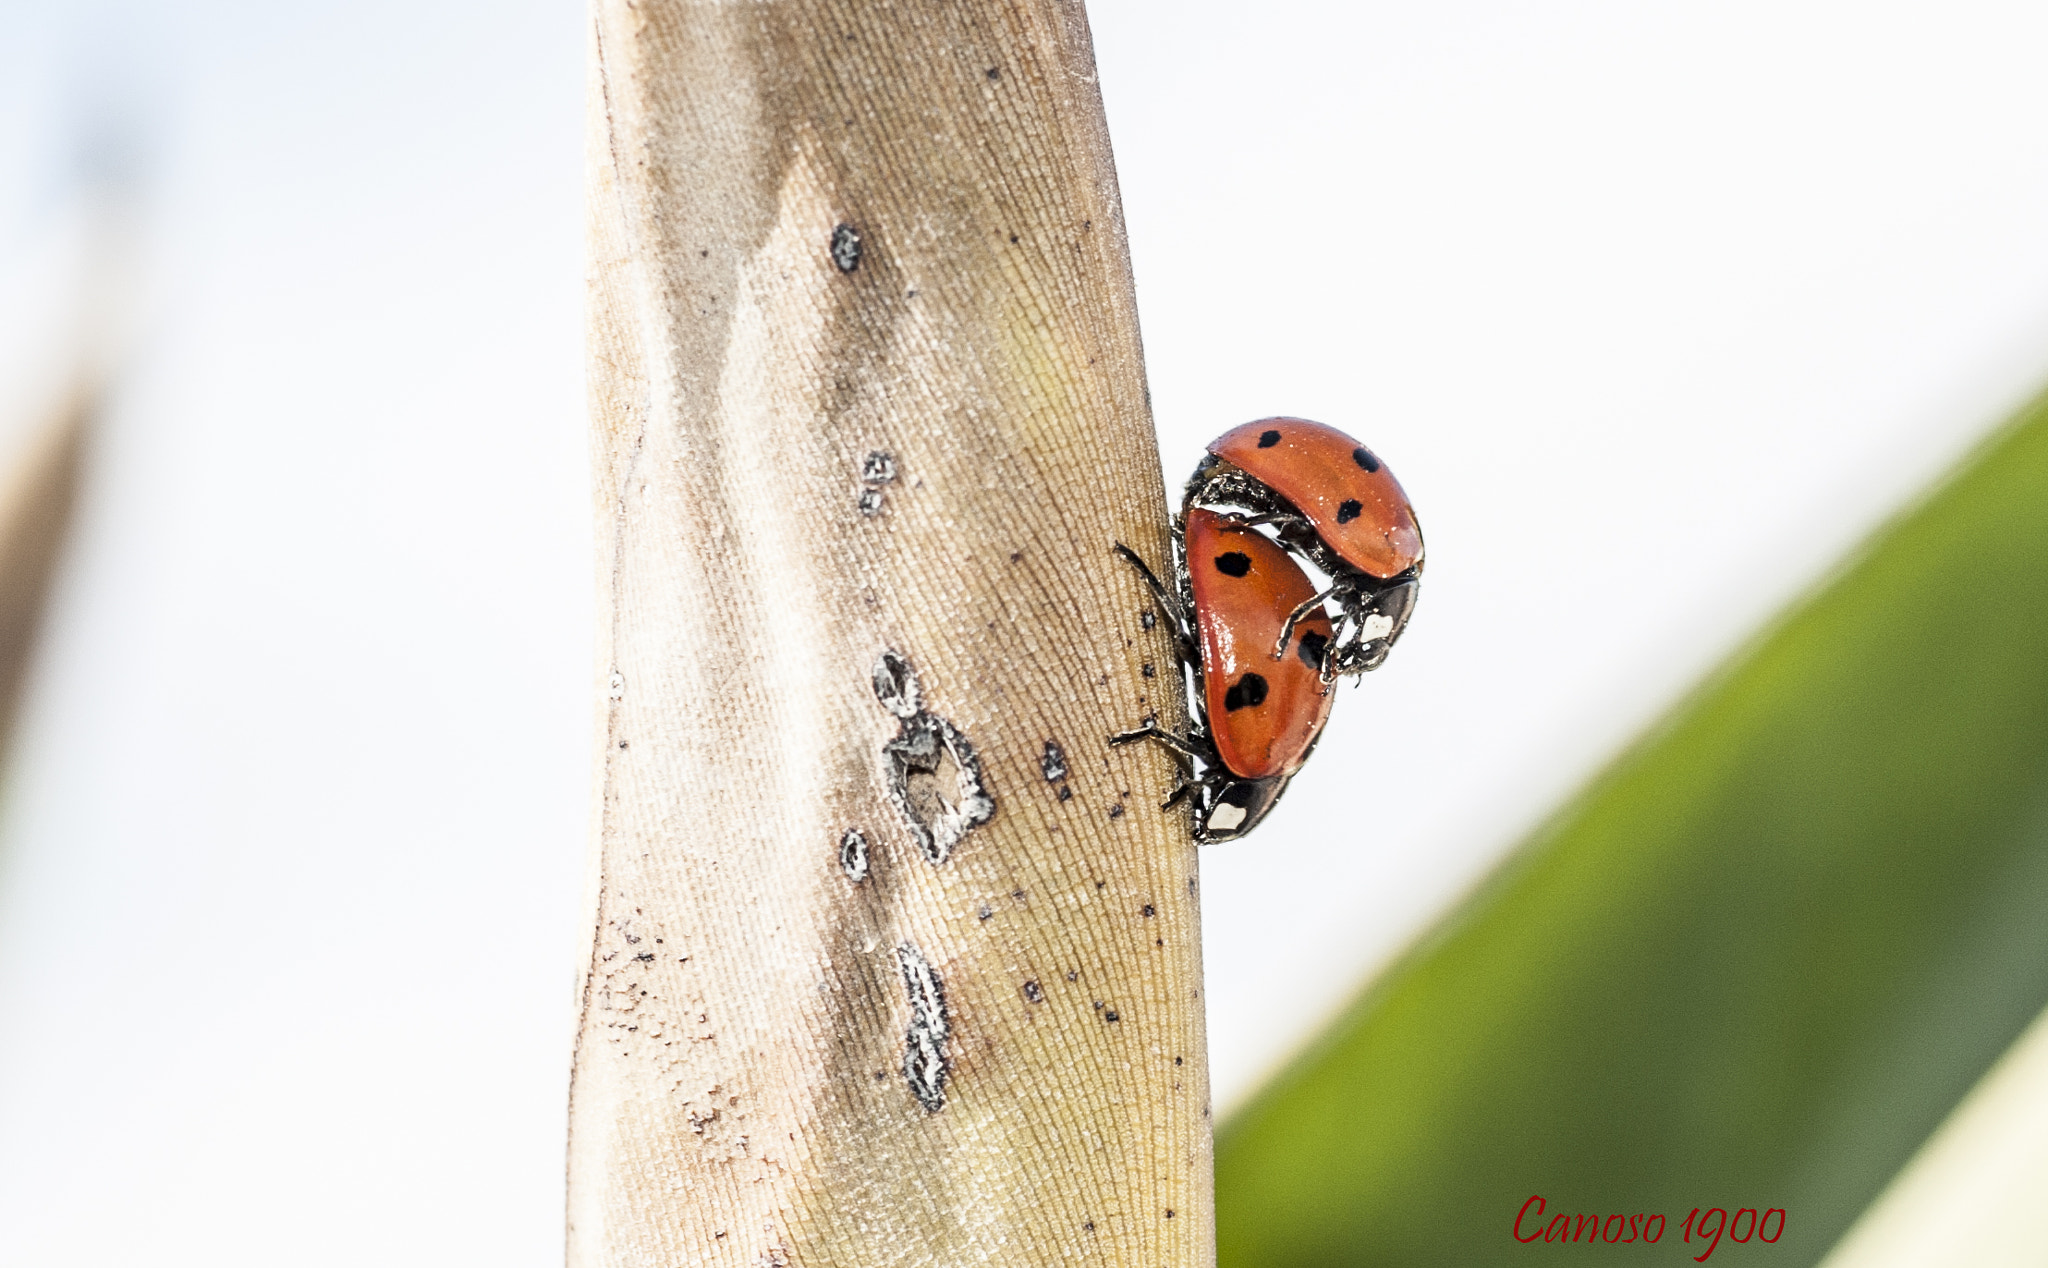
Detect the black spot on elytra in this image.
<box><xmin>1257</xmin><ymin>428</ymin><xmax>1281</xmax><ymax>448</ymax></box>
<box><xmin>1214</xmin><ymin>551</ymin><xmax>1252</xmax><ymax>578</ymax></box>
<box><xmin>1353</xmin><ymin>446</ymin><xmax>1380</xmax><ymax>472</ymax></box>
<box><xmin>830</xmin><ymin>223</ymin><xmax>862</xmax><ymax>273</ymax></box>
<box><xmin>1336</xmin><ymin>499</ymin><xmax>1363</xmax><ymax>524</ymax></box>
<box><xmin>1022</xmin><ymin>980</ymin><xmax>1044</xmax><ymax>1003</ymax></box>
<box><xmin>1103</xmin><ymin>1009</ymin><xmax>1120</xmax><ymax>1023</ymax></box>
<box><xmin>1223</xmin><ymin>673</ymin><xmax>1269</xmax><ymax>711</ymax></box>
<box><xmin>1297</xmin><ymin>630</ymin><xmax>1330</xmax><ymax>671</ymax></box>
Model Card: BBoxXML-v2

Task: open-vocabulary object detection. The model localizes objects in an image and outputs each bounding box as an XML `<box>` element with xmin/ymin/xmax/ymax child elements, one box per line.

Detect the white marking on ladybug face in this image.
<box><xmin>1359</xmin><ymin>612</ymin><xmax>1395</xmax><ymax>642</ymax></box>
<box><xmin>1208</xmin><ymin>800</ymin><xmax>1248</xmax><ymax>833</ymax></box>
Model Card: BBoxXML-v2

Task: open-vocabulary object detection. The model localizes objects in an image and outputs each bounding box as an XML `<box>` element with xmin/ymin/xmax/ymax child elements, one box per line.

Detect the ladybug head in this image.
<box><xmin>1335</xmin><ymin>576</ymin><xmax>1420</xmax><ymax>674</ymax></box>
<box><xmin>1198</xmin><ymin>774</ymin><xmax>1287</xmax><ymax>843</ymax></box>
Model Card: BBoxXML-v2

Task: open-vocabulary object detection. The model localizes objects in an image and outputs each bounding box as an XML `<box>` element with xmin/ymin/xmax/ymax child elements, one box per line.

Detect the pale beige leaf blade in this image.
<box><xmin>568</xmin><ymin>2</ymin><xmax>1208</xmax><ymax>1265</ymax></box>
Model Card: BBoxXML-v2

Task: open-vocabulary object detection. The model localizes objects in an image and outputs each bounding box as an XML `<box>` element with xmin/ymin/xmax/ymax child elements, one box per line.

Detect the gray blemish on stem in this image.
<box><xmin>839</xmin><ymin>828</ymin><xmax>869</xmax><ymax>883</ymax></box>
<box><xmin>872</xmin><ymin>651</ymin><xmax>995</xmax><ymax>865</ymax></box>
<box><xmin>857</xmin><ymin>450</ymin><xmax>895</xmax><ymax>517</ymax></box>
<box><xmin>830</xmin><ymin>222</ymin><xmax>862</xmax><ymax>273</ymax></box>
<box><xmin>896</xmin><ymin>941</ymin><xmax>949</xmax><ymax>1112</ymax></box>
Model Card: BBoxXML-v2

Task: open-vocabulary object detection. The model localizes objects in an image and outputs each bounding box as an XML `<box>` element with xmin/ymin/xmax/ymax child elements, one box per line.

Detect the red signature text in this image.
<box><xmin>1514</xmin><ymin>1195</ymin><xmax>1785</xmax><ymax>1261</ymax></box>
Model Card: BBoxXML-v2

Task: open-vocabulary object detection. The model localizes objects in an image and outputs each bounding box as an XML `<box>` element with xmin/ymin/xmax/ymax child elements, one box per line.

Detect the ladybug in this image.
<box><xmin>1111</xmin><ymin>508</ymin><xmax>1337</xmax><ymax>843</ymax></box>
<box><xmin>1185</xmin><ymin>418</ymin><xmax>1422</xmax><ymax>678</ymax></box>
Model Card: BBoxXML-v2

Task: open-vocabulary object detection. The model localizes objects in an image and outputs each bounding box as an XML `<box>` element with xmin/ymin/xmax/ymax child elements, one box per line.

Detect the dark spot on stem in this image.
<box><xmin>873</xmin><ymin>651</ymin><xmax>995</xmax><ymax>864</ymax></box>
<box><xmin>830</xmin><ymin>223</ymin><xmax>862</xmax><ymax>273</ymax></box>
<box><xmin>897</xmin><ymin>942</ymin><xmax>949</xmax><ymax>1112</ymax></box>
<box><xmin>838</xmin><ymin>829</ymin><xmax>869</xmax><ymax>883</ymax></box>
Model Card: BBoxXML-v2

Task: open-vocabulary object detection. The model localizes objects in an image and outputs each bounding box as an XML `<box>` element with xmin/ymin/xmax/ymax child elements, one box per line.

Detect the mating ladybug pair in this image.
<box><xmin>1112</xmin><ymin>418</ymin><xmax>1423</xmax><ymax>843</ymax></box>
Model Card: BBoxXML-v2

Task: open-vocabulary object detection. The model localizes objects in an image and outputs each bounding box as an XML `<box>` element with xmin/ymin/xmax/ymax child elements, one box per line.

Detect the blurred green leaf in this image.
<box><xmin>1216</xmin><ymin>392</ymin><xmax>2048</xmax><ymax>1266</ymax></box>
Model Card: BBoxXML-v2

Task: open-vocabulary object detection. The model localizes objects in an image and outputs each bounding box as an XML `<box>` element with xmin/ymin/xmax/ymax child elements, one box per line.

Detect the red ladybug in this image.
<box><xmin>1185</xmin><ymin>418</ymin><xmax>1423</xmax><ymax>677</ymax></box>
<box><xmin>1111</xmin><ymin>509</ymin><xmax>1336</xmax><ymax>842</ymax></box>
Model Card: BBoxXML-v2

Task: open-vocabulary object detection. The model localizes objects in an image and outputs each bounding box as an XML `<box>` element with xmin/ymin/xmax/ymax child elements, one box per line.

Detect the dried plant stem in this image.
<box><xmin>568</xmin><ymin>1</ymin><xmax>1211</xmax><ymax>1265</ymax></box>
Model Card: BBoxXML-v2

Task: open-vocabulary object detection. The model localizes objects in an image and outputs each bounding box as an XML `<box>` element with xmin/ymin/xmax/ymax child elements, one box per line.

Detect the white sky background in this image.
<box><xmin>6</xmin><ymin>1</ymin><xmax>2048</xmax><ymax>1262</ymax></box>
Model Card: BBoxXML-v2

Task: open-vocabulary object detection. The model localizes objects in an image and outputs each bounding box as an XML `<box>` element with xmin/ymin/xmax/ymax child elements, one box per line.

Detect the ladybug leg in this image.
<box><xmin>1271</xmin><ymin>585</ymin><xmax>1338</xmax><ymax>660</ymax></box>
<box><xmin>1113</xmin><ymin>542</ymin><xmax>1200</xmax><ymax>662</ymax></box>
<box><xmin>1108</xmin><ymin>721</ymin><xmax>1201</xmax><ymax>769</ymax></box>
<box><xmin>1113</xmin><ymin>543</ymin><xmax>1188</xmax><ymax>630</ymax></box>
<box><xmin>1159</xmin><ymin>773</ymin><xmax>1193</xmax><ymax>812</ymax></box>
<box><xmin>1110</xmin><ymin>723</ymin><xmax>1212</xmax><ymax>810</ymax></box>
<box><xmin>1232</xmin><ymin>510</ymin><xmax>1312</xmax><ymax>535</ymax></box>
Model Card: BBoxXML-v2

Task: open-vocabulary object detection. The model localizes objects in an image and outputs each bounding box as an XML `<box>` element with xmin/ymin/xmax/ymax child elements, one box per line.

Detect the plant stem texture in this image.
<box><xmin>570</xmin><ymin>2</ymin><xmax>1210</xmax><ymax>1264</ymax></box>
